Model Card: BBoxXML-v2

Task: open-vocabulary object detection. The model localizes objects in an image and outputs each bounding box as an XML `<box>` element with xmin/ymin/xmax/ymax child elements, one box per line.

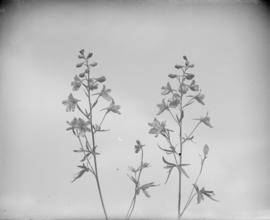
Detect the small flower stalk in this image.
<box><xmin>126</xmin><ymin>140</ymin><xmax>158</xmax><ymax>220</ymax></box>
<box><xmin>62</xmin><ymin>49</ymin><xmax>121</xmax><ymax>220</ymax></box>
<box><xmin>148</xmin><ymin>56</ymin><xmax>217</xmax><ymax>219</ymax></box>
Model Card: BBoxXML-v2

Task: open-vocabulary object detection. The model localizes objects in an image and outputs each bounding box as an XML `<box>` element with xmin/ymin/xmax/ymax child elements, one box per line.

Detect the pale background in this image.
<box><xmin>0</xmin><ymin>0</ymin><xmax>270</xmax><ymax>219</ymax></box>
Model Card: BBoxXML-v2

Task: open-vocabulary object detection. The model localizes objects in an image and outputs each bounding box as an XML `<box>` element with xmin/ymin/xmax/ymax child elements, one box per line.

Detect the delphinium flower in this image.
<box><xmin>62</xmin><ymin>49</ymin><xmax>121</xmax><ymax>220</ymax></box>
<box><xmin>101</xmin><ymin>101</ymin><xmax>121</xmax><ymax>115</ymax></box>
<box><xmin>148</xmin><ymin>56</ymin><xmax>217</xmax><ymax>219</ymax></box>
<box><xmin>71</xmin><ymin>75</ymin><xmax>82</xmax><ymax>91</ymax></box>
<box><xmin>126</xmin><ymin>140</ymin><xmax>158</xmax><ymax>219</ymax></box>
<box><xmin>194</xmin><ymin>113</ymin><xmax>213</xmax><ymax>128</ymax></box>
<box><xmin>62</xmin><ymin>93</ymin><xmax>80</xmax><ymax>112</ymax></box>
<box><xmin>66</xmin><ymin>117</ymin><xmax>91</xmax><ymax>137</ymax></box>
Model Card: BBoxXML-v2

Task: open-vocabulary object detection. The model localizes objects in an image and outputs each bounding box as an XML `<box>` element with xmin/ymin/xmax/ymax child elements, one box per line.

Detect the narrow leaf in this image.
<box><xmin>140</xmin><ymin>182</ymin><xmax>156</xmax><ymax>189</ymax></box>
<box><xmin>180</xmin><ymin>167</ymin><xmax>189</xmax><ymax>178</ymax></box>
<box><xmin>72</xmin><ymin>169</ymin><xmax>87</xmax><ymax>183</ymax></box>
<box><xmin>81</xmin><ymin>152</ymin><xmax>91</xmax><ymax>162</ymax></box>
<box><xmin>128</xmin><ymin>174</ymin><xmax>137</xmax><ymax>184</ymax></box>
<box><xmin>162</xmin><ymin>156</ymin><xmax>176</xmax><ymax>166</ymax></box>
<box><xmin>165</xmin><ymin>167</ymin><xmax>174</xmax><ymax>184</ymax></box>
<box><xmin>142</xmin><ymin>189</ymin><xmax>150</xmax><ymax>198</ymax></box>
<box><xmin>158</xmin><ymin>144</ymin><xmax>174</xmax><ymax>154</ymax></box>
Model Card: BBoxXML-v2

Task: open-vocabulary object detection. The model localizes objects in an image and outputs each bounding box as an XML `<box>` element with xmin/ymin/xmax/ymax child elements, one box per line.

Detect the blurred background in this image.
<box><xmin>0</xmin><ymin>0</ymin><xmax>270</xmax><ymax>219</ymax></box>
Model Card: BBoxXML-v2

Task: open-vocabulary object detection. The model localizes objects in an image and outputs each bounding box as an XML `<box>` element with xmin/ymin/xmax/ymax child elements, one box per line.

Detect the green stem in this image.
<box><xmin>86</xmin><ymin>60</ymin><xmax>109</xmax><ymax>220</ymax></box>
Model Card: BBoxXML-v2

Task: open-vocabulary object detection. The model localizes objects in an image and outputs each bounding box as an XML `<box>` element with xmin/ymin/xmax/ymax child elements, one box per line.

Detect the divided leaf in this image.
<box><xmin>81</xmin><ymin>152</ymin><xmax>91</xmax><ymax>162</ymax></box>
<box><xmin>128</xmin><ymin>174</ymin><xmax>138</xmax><ymax>185</ymax></box>
<box><xmin>72</xmin><ymin>164</ymin><xmax>89</xmax><ymax>183</ymax></box>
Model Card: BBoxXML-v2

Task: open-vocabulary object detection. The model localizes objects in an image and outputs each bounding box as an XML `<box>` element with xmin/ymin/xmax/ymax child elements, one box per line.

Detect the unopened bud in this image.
<box><xmin>185</xmin><ymin>73</ymin><xmax>195</xmax><ymax>80</ymax></box>
<box><xmin>175</xmin><ymin>64</ymin><xmax>183</xmax><ymax>69</ymax></box>
<box><xmin>90</xmin><ymin>62</ymin><xmax>98</xmax><ymax>67</ymax></box>
<box><xmin>79</xmin><ymin>49</ymin><xmax>85</xmax><ymax>55</ymax></box>
<box><xmin>96</xmin><ymin>76</ymin><xmax>106</xmax><ymax>83</ymax></box>
<box><xmin>87</xmin><ymin>53</ymin><xmax>93</xmax><ymax>59</ymax></box>
<box><xmin>168</xmin><ymin>74</ymin><xmax>178</xmax><ymax>78</ymax></box>
<box><xmin>79</xmin><ymin>72</ymin><xmax>85</xmax><ymax>78</ymax></box>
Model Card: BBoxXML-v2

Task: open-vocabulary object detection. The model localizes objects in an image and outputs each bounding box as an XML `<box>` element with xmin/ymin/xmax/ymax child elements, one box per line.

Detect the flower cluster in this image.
<box><xmin>148</xmin><ymin>55</ymin><xmax>216</xmax><ymax>218</ymax></box>
<box><xmin>62</xmin><ymin>49</ymin><xmax>121</xmax><ymax>220</ymax></box>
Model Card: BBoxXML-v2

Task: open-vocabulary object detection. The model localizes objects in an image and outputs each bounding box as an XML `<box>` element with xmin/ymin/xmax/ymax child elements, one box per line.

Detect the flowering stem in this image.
<box><xmin>98</xmin><ymin>111</ymin><xmax>109</xmax><ymax>129</ymax></box>
<box><xmin>182</xmin><ymin>121</ymin><xmax>201</xmax><ymax>145</ymax></box>
<box><xmin>85</xmin><ymin>60</ymin><xmax>109</xmax><ymax>220</ymax></box>
<box><xmin>180</xmin><ymin>193</ymin><xmax>196</xmax><ymax>217</ymax></box>
<box><xmin>178</xmin><ymin>87</ymin><xmax>183</xmax><ymax>219</ymax></box>
<box><xmin>163</xmin><ymin>132</ymin><xmax>179</xmax><ymax>165</ymax></box>
<box><xmin>76</xmin><ymin>134</ymin><xmax>95</xmax><ymax>175</ymax></box>
<box><xmin>180</xmin><ymin>157</ymin><xmax>206</xmax><ymax>217</ymax></box>
<box><xmin>168</xmin><ymin>108</ymin><xmax>178</xmax><ymax>124</ymax></box>
<box><xmin>92</xmin><ymin>95</ymin><xmax>101</xmax><ymax>109</ymax></box>
<box><xmin>126</xmin><ymin>148</ymin><xmax>144</xmax><ymax>219</ymax></box>
<box><xmin>183</xmin><ymin>99</ymin><xmax>194</xmax><ymax>109</ymax></box>
<box><xmin>76</xmin><ymin>104</ymin><xmax>88</xmax><ymax>119</ymax></box>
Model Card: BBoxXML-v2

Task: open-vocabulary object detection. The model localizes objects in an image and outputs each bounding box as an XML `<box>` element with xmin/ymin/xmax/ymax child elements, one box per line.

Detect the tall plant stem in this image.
<box><xmin>180</xmin><ymin>157</ymin><xmax>206</xmax><ymax>217</ymax></box>
<box><xmin>178</xmin><ymin>109</ymin><xmax>183</xmax><ymax>219</ymax></box>
<box><xmin>86</xmin><ymin>61</ymin><xmax>109</xmax><ymax>220</ymax></box>
<box><xmin>178</xmin><ymin>76</ymin><xmax>184</xmax><ymax>219</ymax></box>
<box><xmin>126</xmin><ymin>148</ymin><xmax>144</xmax><ymax>219</ymax></box>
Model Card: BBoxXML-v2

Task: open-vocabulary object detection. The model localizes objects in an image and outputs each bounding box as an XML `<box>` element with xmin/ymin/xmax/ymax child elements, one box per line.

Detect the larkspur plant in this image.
<box><xmin>148</xmin><ymin>56</ymin><xmax>217</xmax><ymax>219</ymax></box>
<box><xmin>126</xmin><ymin>140</ymin><xmax>158</xmax><ymax>220</ymax></box>
<box><xmin>62</xmin><ymin>49</ymin><xmax>121</xmax><ymax>220</ymax></box>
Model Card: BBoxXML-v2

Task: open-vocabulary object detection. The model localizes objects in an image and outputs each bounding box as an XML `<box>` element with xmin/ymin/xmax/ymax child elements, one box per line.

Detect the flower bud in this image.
<box><xmin>175</xmin><ymin>64</ymin><xmax>183</xmax><ymax>69</ymax></box>
<box><xmin>87</xmin><ymin>53</ymin><xmax>93</xmax><ymax>59</ymax></box>
<box><xmin>183</xmin><ymin>55</ymin><xmax>188</xmax><ymax>61</ymax></box>
<box><xmin>203</xmin><ymin>144</ymin><xmax>209</xmax><ymax>157</ymax></box>
<box><xmin>79</xmin><ymin>72</ymin><xmax>85</xmax><ymax>78</ymax></box>
<box><xmin>96</xmin><ymin>76</ymin><xmax>106</xmax><ymax>83</ymax></box>
<box><xmin>79</xmin><ymin>49</ymin><xmax>84</xmax><ymax>55</ymax></box>
<box><xmin>168</xmin><ymin>74</ymin><xmax>178</xmax><ymax>78</ymax></box>
<box><xmin>76</xmin><ymin>62</ymin><xmax>84</xmax><ymax>68</ymax></box>
<box><xmin>185</xmin><ymin>73</ymin><xmax>195</xmax><ymax>80</ymax></box>
<box><xmin>90</xmin><ymin>62</ymin><xmax>98</xmax><ymax>67</ymax></box>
